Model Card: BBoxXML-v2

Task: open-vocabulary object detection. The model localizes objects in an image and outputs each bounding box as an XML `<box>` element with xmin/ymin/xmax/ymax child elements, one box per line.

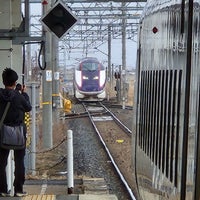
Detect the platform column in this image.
<box><xmin>0</xmin><ymin>0</ymin><xmax>23</xmax><ymax>195</ymax></box>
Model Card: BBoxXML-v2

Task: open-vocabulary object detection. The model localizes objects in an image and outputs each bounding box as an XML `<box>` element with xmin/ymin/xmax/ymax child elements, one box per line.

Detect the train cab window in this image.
<box><xmin>81</xmin><ymin>62</ymin><xmax>104</xmax><ymax>71</ymax></box>
<box><xmin>82</xmin><ymin>62</ymin><xmax>99</xmax><ymax>71</ymax></box>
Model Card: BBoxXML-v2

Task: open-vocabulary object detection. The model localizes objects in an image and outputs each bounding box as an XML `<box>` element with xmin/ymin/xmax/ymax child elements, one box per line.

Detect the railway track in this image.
<box><xmin>82</xmin><ymin>102</ymin><xmax>136</xmax><ymax>200</ymax></box>
<box><xmin>23</xmin><ymin>103</ymin><xmax>136</xmax><ymax>199</ymax></box>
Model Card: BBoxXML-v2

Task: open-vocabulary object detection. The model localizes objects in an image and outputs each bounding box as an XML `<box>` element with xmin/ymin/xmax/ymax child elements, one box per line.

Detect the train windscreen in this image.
<box><xmin>81</xmin><ymin>61</ymin><xmax>104</xmax><ymax>71</ymax></box>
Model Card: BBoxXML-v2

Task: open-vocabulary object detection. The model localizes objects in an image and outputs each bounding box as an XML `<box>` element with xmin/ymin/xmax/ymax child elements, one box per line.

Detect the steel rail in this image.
<box><xmin>100</xmin><ymin>102</ymin><xmax>132</xmax><ymax>135</ymax></box>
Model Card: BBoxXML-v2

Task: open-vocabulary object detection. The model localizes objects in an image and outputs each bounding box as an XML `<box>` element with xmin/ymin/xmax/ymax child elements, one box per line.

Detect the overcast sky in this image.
<box><xmin>29</xmin><ymin>3</ymin><xmax>138</xmax><ymax>70</ymax></box>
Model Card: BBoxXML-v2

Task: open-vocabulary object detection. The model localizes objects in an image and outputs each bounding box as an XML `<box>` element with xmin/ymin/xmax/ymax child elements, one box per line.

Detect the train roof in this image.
<box><xmin>141</xmin><ymin>0</ymin><xmax>200</xmax><ymax>19</ymax></box>
<box><xmin>76</xmin><ymin>57</ymin><xmax>105</xmax><ymax>70</ymax></box>
<box><xmin>80</xmin><ymin>57</ymin><xmax>99</xmax><ymax>63</ymax></box>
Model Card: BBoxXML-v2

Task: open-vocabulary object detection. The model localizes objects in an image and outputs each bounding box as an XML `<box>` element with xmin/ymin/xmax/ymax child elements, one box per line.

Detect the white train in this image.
<box><xmin>74</xmin><ymin>57</ymin><xmax>106</xmax><ymax>101</ymax></box>
<box><xmin>133</xmin><ymin>0</ymin><xmax>200</xmax><ymax>199</ymax></box>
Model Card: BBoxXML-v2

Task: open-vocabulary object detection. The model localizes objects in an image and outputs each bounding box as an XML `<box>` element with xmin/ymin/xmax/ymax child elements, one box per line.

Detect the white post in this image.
<box><xmin>67</xmin><ymin>130</ymin><xmax>74</xmax><ymax>194</ymax></box>
<box><xmin>6</xmin><ymin>151</ymin><xmax>14</xmax><ymax>196</ymax></box>
<box><xmin>122</xmin><ymin>97</ymin><xmax>125</xmax><ymax>109</ymax></box>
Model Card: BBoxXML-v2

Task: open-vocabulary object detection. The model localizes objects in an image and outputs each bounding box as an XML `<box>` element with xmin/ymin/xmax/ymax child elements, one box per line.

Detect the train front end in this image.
<box><xmin>74</xmin><ymin>58</ymin><xmax>106</xmax><ymax>101</ymax></box>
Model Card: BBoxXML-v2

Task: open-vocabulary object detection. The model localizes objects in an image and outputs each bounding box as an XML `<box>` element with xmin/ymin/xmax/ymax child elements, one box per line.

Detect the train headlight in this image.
<box><xmin>93</xmin><ymin>76</ymin><xmax>99</xmax><ymax>80</ymax></box>
<box><xmin>82</xmin><ymin>75</ymin><xmax>89</xmax><ymax>80</ymax></box>
<box><xmin>99</xmin><ymin>71</ymin><xmax>106</xmax><ymax>87</ymax></box>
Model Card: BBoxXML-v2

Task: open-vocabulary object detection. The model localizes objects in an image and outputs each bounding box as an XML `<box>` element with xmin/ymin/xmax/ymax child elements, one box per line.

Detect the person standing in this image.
<box><xmin>15</xmin><ymin>83</ymin><xmax>23</xmax><ymax>93</ymax></box>
<box><xmin>0</xmin><ymin>68</ymin><xmax>32</xmax><ymax>197</ymax></box>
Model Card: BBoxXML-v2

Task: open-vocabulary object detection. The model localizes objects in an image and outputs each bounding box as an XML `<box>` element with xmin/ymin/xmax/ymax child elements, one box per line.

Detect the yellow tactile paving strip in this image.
<box><xmin>22</xmin><ymin>195</ymin><xmax>56</xmax><ymax>200</ymax></box>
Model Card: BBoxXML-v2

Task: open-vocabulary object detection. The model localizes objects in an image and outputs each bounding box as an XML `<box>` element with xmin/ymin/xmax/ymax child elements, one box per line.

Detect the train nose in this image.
<box><xmin>82</xmin><ymin>84</ymin><xmax>99</xmax><ymax>91</ymax></box>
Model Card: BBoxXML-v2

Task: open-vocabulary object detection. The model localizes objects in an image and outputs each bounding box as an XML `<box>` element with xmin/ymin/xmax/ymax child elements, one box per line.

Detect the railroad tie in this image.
<box><xmin>83</xmin><ymin>177</ymin><xmax>109</xmax><ymax>194</ymax></box>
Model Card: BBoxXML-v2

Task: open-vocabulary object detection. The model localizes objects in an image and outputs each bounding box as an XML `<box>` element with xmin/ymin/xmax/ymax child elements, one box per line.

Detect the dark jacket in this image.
<box><xmin>0</xmin><ymin>88</ymin><xmax>32</xmax><ymax>126</ymax></box>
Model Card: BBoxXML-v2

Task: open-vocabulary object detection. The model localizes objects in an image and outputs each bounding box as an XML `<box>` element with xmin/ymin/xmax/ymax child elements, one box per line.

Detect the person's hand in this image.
<box><xmin>22</xmin><ymin>85</ymin><xmax>26</xmax><ymax>93</ymax></box>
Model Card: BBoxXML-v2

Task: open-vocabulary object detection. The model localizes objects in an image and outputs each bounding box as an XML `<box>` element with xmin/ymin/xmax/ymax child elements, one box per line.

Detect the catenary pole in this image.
<box><xmin>122</xmin><ymin>2</ymin><xmax>126</xmax><ymax>109</ymax></box>
<box><xmin>52</xmin><ymin>35</ymin><xmax>60</xmax><ymax>108</ymax></box>
<box><xmin>42</xmin><ymin>0</ymin><xmax>53</xmax><ymax>149</ymax></box>
<box><xmin>31</xmin><ymin>83</ymin><xmax>36</xmax><ymax>175</ymax></box>
<box><xmin>51</xmin><ymin>0</ymin><xmax>60</xmax><ymax>108</ymax></box>
<box><xmin>107</xmin><ymin>25</ymin><xmax>112</xmax><ymax>100</ymax></box>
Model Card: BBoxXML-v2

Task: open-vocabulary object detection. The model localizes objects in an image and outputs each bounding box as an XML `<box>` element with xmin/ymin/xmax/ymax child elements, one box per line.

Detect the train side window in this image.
<box><xmin>146</xmin><ymin>70</ymin><xmax>151</xmax><ymax>156</ymax></box>
<box><xmin>158</xmin><ymin>70</ymin><xmax>165</xmax><ymax>169</ymax></box>
<box><xmin>139</xmin><ymin>71</ymin><xmax>145</xmax><ymax>148</ymax></box>
<box><xmin>165</xmin><ymin>70</ymin><xmax>173</xmax><ymax>178</ymax></box>
<box><xmin>152</xmin><ymin>70</ymin><xmax>157</xmax><ymax>163</ymax></box>
<box><xmin>174</xmin><ymin>70</ymin><xmax>182</xmax><ymax>187</ymax></box>
<box><xmin>162</xmin><ymin>70</ymin><xmax>168</xmax><ymax>174</ymax></box>
<box><xmin>143</xmin><ymin>71</ymin><xmax>148</xmax><ymax>153</ymax></box>
<box><xmin>169</xmin><ymin>70</ymin><xmax>177</xmax><ymax>182</ymax></box>
<box><xmin>155</xmin><ymin>70</ymin><xmax>162</xmax><ymax>167</ymax></box>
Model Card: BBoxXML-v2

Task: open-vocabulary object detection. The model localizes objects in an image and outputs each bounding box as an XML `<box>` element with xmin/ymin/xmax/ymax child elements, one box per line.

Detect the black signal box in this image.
<box><xmin>41</xmin><ymin>1</ymin><xmax>78</xmax><ymax>39</ymax></box>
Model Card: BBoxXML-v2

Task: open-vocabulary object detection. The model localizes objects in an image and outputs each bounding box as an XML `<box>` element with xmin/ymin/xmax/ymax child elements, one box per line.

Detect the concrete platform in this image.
<box><xmin>79</xmin><ymin>194</ymin><xmax>118</xmax><ymax>200</ymax></box>
<box><xmin>22</xmin><ymin>178</ymin><xmax>118</xmax><ymax>199</ymax></box>
<box><xmin>0</xmin><ymin>194</ymin><xmax>118</xmax><ymax>200</ymax></box>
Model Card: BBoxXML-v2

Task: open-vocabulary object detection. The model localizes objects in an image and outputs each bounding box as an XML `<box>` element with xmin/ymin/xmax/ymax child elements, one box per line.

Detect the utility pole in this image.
<box><xmin>108</xmin><ymin>25</ymin><xmax>112</xmax><ymax>80</ymax></box>
<box><xmin>107</xmin><ymin>25</ymin><xmax>112</xmax><ymax>100</ymax></box>
<box><xmin>40</xmin><ymin>0</ymin><xmax>78</xmax><ymax>148</ymax></box>
<box><xmin>42</xmin><ymin>0</ymin><xmax>53</xmax><ymax>149</ymax></box>
<box><xmin>51</xmin><ymin>0</ymin><xmax>60</xmax><ymax>108</ymax></box>
<box><xmin>52</xmin><ymin>35</ymin><xmax>60</xmax><ymax>108</ymax></box>
<box><xmin>121</xmin><ymin>2</ymin><xmax>127</xmax><ymax>108</ymax></box>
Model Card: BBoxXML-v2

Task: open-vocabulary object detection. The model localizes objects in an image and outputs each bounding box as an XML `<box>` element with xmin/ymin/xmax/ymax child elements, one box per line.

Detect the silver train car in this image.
<box><xmin>74</xmin><ymin>57</ymin><xmax>106</xmax><ymax>101</ymax></box>
<box><xmin>133</xmin><ymin>0</ymin><xmax>200</xmax><ymax>199</ymax></box>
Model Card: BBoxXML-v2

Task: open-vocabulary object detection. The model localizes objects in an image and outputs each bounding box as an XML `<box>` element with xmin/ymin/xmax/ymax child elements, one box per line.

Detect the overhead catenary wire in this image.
<box><xmin>27</xmin><ymin>136</ymin><xmax>67</xmax><ymax>154</ymax></box>
<box><xmin>22</xmin><ymin>41</ymin><xmax>46</xmax><ymax>77</ymax></box>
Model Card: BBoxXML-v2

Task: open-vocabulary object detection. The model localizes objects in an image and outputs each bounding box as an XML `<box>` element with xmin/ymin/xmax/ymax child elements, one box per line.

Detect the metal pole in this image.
<box><xmin>6</xmin><ymin>2</ymin><xmax>14</xmax><ymax>192</ymax></box>
<box><xmin>122</xmin><ymin>2</ymin><xmax>126</xmax><ymax>109</ymax></box>
<box><xmin>31</xmin><ymin>83</ymin><xmax>36</xmax><ymax>175</ymax></box>
<box><xmin>27</xmin><ymin>44</ymin><xmax>31</xmax><ymax>82</ymax></box>
<box><xmin>42</xmin><ymin>1</ymin><xmax>53</xmax><ymax>149</ymax></box>
<box><xmin>67</xmin><ymin>130</ymin><xmax>74</xmax><ymax>194</ymax></box>
<box><xmin>52</xmin><ymin>35</ymin><xmax>60</xmax><ymax>108</ymax></box>
<box><xmin>51</xmin><ymin>0</ymin><xmax>60</xmax><ymax>108</ymax></box>
<box><xmin>108</xmin><ymin>25</ymin><xmax>111</xmax><ymax>80</ymax></box>
<box><xmin>181</xmin><ymin>0</ymin><xmax>193</xmax><ymax>199</ymax></box>
<box><xmin>111</xmin><ymin>64</ymin><xmax>114</xmax><ymax>89</ymax></box>
<box><xmin>119</xmin><ymin>65</ymin><xmax>122</xmax><ymax>102</ymax></box>
<box><xmin>107</xmin><ymin>25</ymin><xmax>111</xmax><ymax>101</ymax></box>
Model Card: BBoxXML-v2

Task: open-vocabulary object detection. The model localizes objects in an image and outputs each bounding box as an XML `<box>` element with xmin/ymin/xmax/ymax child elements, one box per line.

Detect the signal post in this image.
<box><xmin>41</xmin><ymin>0</ymin><xmax>53</xmax><ymax>149</ymax></box>
<box><xmin>40</xmin><ymin>0</ymin><xmax>77</xmax><ymax>149</ymax></box>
